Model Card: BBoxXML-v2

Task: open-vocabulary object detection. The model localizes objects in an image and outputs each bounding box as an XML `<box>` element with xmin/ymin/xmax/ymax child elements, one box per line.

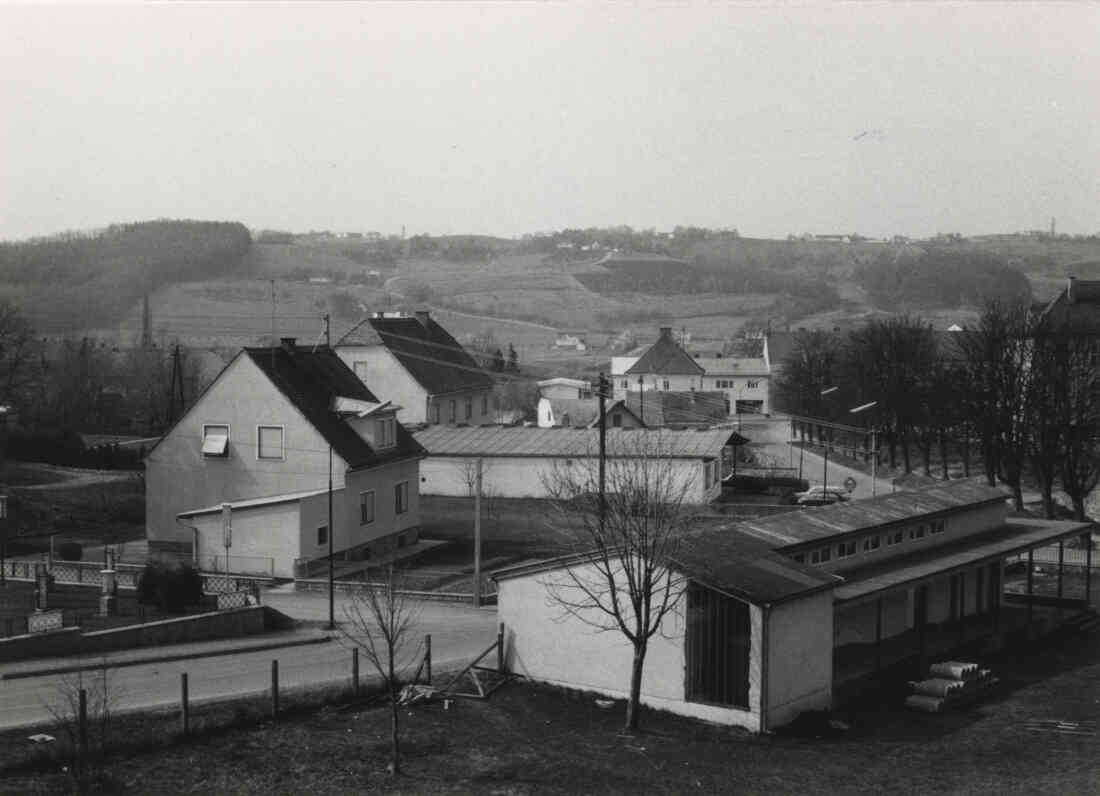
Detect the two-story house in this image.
<box><xmin>145</xmin><ymin>339</ymin><xmax>424</xmax><ymax>577</ymax></box>
<box><xmin>611</xmin><ymin>327</ymin><xmax>771</xmax><ymax>417</ymax></box>
<box><xmin>334</xmin><ymin>311</ymin><xmax>495</xmax><ymax>426</ymax></box>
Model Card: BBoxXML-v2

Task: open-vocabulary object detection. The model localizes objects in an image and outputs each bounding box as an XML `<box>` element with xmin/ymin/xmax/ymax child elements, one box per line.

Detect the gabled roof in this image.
<box><xmin>1037</xmin><ymin>277</ymin><xmax>1100</xmax><ymax>333</ymax></box>
<box><xmin>336</xmin><ymin>313</ymin><xmax>495</xmax><ymax>395</ymax></box>
<box><xmin>625</xmin><ymin>328</ymin><xmax>705</xmax><ymax>376</ymax></box>
<box><xmin>414</xmin><ymin>425</ymin><xmax>744</xmax><ymax>459</ymax></box>
<box><xmin>244</xmin><ymin>345</ymin><xmax>423</xmax><ymax>470</ymax></box>
<box><xmin>731</xmin><ymin>478</ymin><xmax>1006</xmax><ymax>548</ymax></box>
<box><xmin>624</xmin><ymin>391</ymin><xmax>728</xmax><ymax>428</ymax></box>
<box><xmin>693</xmin><ymin>357</ymin><xmax>770</xmax><ymax>377</ymax></box>
<box><xmin>492</xmin><ymin>527</ymin><xmax>839</xmax><ymax>606</ymax></box>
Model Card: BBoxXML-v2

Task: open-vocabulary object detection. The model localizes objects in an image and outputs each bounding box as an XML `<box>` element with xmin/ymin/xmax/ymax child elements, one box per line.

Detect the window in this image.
<box><xmin>621</xmin><ymin>379</ymin><xmax>629</xmax><ymax>389</ymax></box>
<box><xmin>685</xmin><ymin>584</ymin><xmax>750</xmax><ymax>709</ymax></box>
<box><xmin>837</xmin><ymin>540</ymin><xmax>857</xmax><ymax>559</ymax></box>
<box><xmin>885</xmin><ymin>528</ymin><xmax>903</xmax><ymax>545</ymax></box>
<box><xmin>395</xmin><ymin>481</ymin><xmax>409</xmax><ymax>514</ymax></box>
<box><xmin>930</xmin><ymin>519</ymin><xmax>946</xmax><ymax>535</ymax></box>
<box><xmin>464</xmin><ymin>397</ymin><xmax>472</xmax><ymax>421</ymax></box>
<box><xmin>662</xmin><ymin>379</ymin><xmax>670</xmax><ymax>391</ymax></box>
<box><xmin>432</xmin><ymin>403</ymin><xmax>441</xmax><ymax>424</ymax></box>
<box><xmin>375</xmin><ymin>417</ymin><xmax>395</xmax><ymax>448</ymax></box>
<box><xmin>257</xmin><ymin>425</ymin><xmax>284</xmax><ymax>460</ymax></box>
<box><xmin>359</xmin><ymin>491</ymin><xmax>375</xmax><ymax>525</ymax></box>
<box><xmin>792</xmin><ymin>553</ymin><xmax>806</xmax><ymax>564</ymax></box>
<box><xmin>353</xmin><ymin>361</ymin><xmax>368</xmax><ymax>382</ymax></box>
<box><xmin>202</xmin><ymin>424</ymin><xmax>229</xmax><ymax>457</ymax></box>
<box><xmin>747</xmin><ymin>380</ymin><xmax>759</xmax><ymax>389</ymax></box>
<box><xmin>317</xmin><ymin>525</ymin><xmax>328</xmax><ymax>546</ymax></box>
<box><xmin>810</xmin><ymin>547</ymin><xmax>832</xmax><ymax>564</ymax></box>
<box><xmin>863</xmin><ymin>534</ymin><xmax>881</xmax><ymax>552</ymax></box>
<box><xmin>612</xmin><ymin>413</ymin><xmax>622</xmax><ymax>428</ymax></box>
<box><xmin>449</xmin><ymin>400</ymin><xmax>456</xmax><ymax>423</ymax></box>
<box><xmin>909</xmin><ymin>524</ymin><xmax>926</xmax><ymax>541</ymax></box>
<box><xmin>481</xmin><ymin>394</ymin><xmax>489</xmax><ymax>416</ymax></box>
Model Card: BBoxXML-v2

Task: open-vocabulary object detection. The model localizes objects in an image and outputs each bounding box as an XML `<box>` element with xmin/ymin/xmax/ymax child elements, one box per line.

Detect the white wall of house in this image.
<box><xmin>146</xmin><ymin>355</ymin><xmax>346</xmax><ymax>554</ymax></box>
<box><xmin>420</xmin><ymin>455</ymin><xmax>718</xmax><ymax>503</ymax></box>
<box><xmin>336</xmin><ymin>345</ymin><xmax>430</xmax><ymax>424</ymax></box>
<box><xmin>612</xmin><ymin>373</ymin><xmax>702</xmax><ymax>400</ymax></box>
<box><xmin>765</xmin><ymin>591</ymin><xmax>834</xmax><ymax>728</ymax></box>
<box><xmin>187</xmin><ymin>501</ymin><xmax>301</xmax><ymax>578</ymax></box>
<box><xmin>498</xmin><ymin>564</ymin><xmax>765</xmax><ymax>732</ymax></box>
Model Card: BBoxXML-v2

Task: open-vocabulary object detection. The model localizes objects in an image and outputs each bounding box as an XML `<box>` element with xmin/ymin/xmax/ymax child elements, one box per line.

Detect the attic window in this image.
<box><xmin>375</xmin><ymin>417</ymin><xmax>396</xmax><ymax>449</ymax></box>
<box><xmin>202</xmin><ymin>425</ymin><xmax>229</xmax><ymax>458</ymax></box>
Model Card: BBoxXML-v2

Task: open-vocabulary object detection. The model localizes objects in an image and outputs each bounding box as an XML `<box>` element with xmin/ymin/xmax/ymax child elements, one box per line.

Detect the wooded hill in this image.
<box><xmin>0</xmin><ymin>220</ymin><xmax>251</xmax><ymax>332</ymax></box>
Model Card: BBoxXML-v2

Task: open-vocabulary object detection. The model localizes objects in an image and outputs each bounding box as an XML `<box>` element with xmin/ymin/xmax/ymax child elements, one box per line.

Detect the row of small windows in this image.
<box><xmin>793</xmin><ymin>519</ymin><xmax>948</xmax><ymax>565</ymax></box>
<box><xmin>432</xmin><ymin>395</ymin><xmax>490</xmax><ymax>424</ymax></box>
<box><xmin>715</xmin><ymin>380</ymin><xmax>760</xmax><ymax>390</ymax></box>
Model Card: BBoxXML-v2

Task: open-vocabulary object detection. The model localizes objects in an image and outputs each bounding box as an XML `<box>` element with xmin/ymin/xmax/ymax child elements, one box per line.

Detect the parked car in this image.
<box><xmin>791</xmin><ymin>486</ymin><xmax>850</xmax><ymax>506</ymax></box>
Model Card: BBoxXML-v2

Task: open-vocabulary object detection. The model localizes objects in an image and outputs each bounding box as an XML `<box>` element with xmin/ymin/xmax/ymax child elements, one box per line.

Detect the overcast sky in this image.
<box><xmin>2</xmin><ymin>2</ymin><xmax>1097</xmax><ymax>241</ymax></box>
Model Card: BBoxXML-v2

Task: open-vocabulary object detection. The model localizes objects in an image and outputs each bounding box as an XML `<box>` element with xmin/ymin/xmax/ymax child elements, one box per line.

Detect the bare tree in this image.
<box><xmin>340</xmin><ymin>567</ymin><xmax>421</xmax><ymax>776</ymax></box>
<box><xmin>541</xmin><ymin>432</ymin><xmax>695</xmax><ymax>732</ymax></box>
<box><xmin>1053</xmin><ymin>333</ymin><xmax>1100</xmax><ymax>520</ymax></box>
<box><xmin>46</xmin><ymin>659</ymin><xmax>120</xmax><ymax>791</ymax></box>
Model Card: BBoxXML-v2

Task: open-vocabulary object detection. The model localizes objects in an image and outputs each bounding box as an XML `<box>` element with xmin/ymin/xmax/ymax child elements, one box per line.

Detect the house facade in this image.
<box><xmin>611</xmin><ymin>328</ymin><xmax>771</xmax><ymax>416</ymax></box>
<box><xmin>495</xmin><ymin>479</ymin><xmax>1093</xmax><ymax>731</ymax></box>
<box><xmin>145</xmin><ymin>339</ymin><xmax>423</xmax><ymax>574</ymax></box>
<box><xmin>335</xmin><ymin>311</ymin><xmax>495</xmax><ymax>426</ymax></box>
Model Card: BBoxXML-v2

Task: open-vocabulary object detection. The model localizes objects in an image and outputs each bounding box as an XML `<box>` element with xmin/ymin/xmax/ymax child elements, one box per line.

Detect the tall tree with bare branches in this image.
<box><xmin>340</xmin><ymin>567</ymin><xmax>421</xmax><ymax>776</ymax></box>
<box><xmin>541</xmin><ymin>432</ymin><xmax>696</xmax><ymax>732</ymax></box>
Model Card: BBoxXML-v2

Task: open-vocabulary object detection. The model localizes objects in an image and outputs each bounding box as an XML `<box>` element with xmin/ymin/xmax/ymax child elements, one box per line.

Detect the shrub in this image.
<box><xmin>136</xmin><ymin>561</ymin><xmax>203</xmax><ymax>612</ymax></box>
<box><xmin>57</xmin><ymin>542</ymin><xmax>83</xmax><ymax>561</ymax></box>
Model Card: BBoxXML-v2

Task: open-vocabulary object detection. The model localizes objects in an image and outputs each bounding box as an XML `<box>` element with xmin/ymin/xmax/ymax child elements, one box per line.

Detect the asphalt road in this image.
<box><xmin>740</xmin><ymin>416</ymin><xmax>895</xmax><ymax>500</ymax></box>
<box><xmin>0</xmin><ymin>593</ymin><xmax>498</xmax><ymax>731</ymax></box>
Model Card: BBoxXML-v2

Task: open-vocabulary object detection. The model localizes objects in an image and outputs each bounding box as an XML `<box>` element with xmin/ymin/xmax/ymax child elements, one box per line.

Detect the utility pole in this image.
<box><xmin>637</xmin><ymin>374</ymin><xmax>644</xmax><ymax>425</ymax></box>
<box><xmin>323</xmin><ymin>313</ymin><xmax>330</xmax><ymax>347</ymax></box>
<box><xmin>598</xmin><ymin>372</ymin><xmax>608</xmax><ymax>537</ymax></box>
<box><xmin>327</xmin><ymin>443</ymin><xmax>334</xmax><ymax>630</ymax></box>
<box><xmin>473</xmin><ymin>458</ymin><xmax>483</xmax><ymax>608</ymax></box>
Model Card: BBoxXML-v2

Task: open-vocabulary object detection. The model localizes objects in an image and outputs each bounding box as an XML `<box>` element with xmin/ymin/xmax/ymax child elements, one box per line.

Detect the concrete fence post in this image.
<box><xmin>181</xmin><ymin>673</ymin><xmax>190</xmax><ymax>735</ymax></box>
<box><xmin>425</xmin><ymin>634</ymin><xmax>432</xmax><ymax>684</ymax></box>
<box><xmin>271</xmin><ymin>660</ymin><xmax>279</xmax><ymax>718</ymax></box>
<box><xmin>78</xmin><ymin>687</ymin><xmax>88</xmax><ymax>769</ymax></box>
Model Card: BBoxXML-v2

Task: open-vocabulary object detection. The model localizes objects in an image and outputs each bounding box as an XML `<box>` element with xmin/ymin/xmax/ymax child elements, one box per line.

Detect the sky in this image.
<box><xmin>1</xmin><ymin>2</ymin><xmax>1098</xmax><ymax>241</ymax></box>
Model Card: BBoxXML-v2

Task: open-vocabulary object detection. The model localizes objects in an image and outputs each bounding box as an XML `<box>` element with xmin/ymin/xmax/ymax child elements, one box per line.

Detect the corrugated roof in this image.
<box><xmin>673</xmin><ymin>526</ymin><xmax>840</xmax><ymax>604</ymax></box>
<box><xmin>178</xmin><ymin>488</ymin><xmax>331</xmax><ymax>518</ymax></box>
<box><xmin>493</xmin><ymin>526</ymin><xmax>838</xmax><ymax>605</ymax></box>
<box><xmin>336</xmin><ymin>314</ymin><xmax>495</xmax><ymax>395</ymax></box>
<box><xmin>834</xmin><ymin>517</ymin><xmax>1091</xmax><ymax>602</ymax></box>
<box><xmin>413</xmin><ymin>425</ymin><xmax>742</xmax><ymax>459</ymax></box>
<box><xmin>245</xmin><ymin>345</ymin><xmax>423</xmax><ymax>470</ymax></box>
<box><xmin>733</xmin><ymin>479</ymin><xmax>1007</xmax><ymax>547</ymax></box>
<box><xmin>626</xmin><ymin>330</ymin><xmax>705</xmax><ymax>376</ymax></box>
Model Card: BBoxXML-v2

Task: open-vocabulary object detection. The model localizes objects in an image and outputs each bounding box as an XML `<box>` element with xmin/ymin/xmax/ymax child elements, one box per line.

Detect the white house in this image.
<box><xmin>537</xmin><ymin>377</ymin><xmax>593</xmax><ymax>401</ymax></box>
<box><xmin>495</xmin><ymin>530</ymin><xmax>839</xmax><ymax>732</ymax></box>
<box><xmin>335</xmin><ymin>311</ymin><xmax>496</xmax><ymax>426</ymax></box>
<box><xmin>414</xmin><ymin>425</ymin><xmax>742</xmax><ymax>503</ymax></box>
<box><xmin>611</xmin><ymin>328</ymin><xmax>772</xmax><ymax>415</ymax></box>
<box><xmin>145</xmin><ymin>338</ymin><xmax>424</xmax><ymax>575</ymax></box>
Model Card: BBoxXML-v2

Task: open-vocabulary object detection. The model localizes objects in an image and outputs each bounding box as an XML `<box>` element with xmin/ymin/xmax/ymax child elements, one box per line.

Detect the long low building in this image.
<box><xmin>494</xmin><ymin>479</ymin><xmax>1094</xmax><ymax>732</ymax></box>
<box><xmin>413</xmin><ymin>425</ymin><xmax>747</xmax><ymax>504</ymax></box>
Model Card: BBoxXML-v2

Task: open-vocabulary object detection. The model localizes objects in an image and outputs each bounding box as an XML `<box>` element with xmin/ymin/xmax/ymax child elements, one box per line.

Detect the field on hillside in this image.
<box><xmin>240</xmin><ymin>242</ymin><xmax>396</xmax><ymax>279</ymax></box>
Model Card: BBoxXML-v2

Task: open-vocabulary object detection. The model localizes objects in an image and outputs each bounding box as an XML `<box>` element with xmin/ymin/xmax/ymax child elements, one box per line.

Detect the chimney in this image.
<box><xmin>659</xmin><ymin>326</ymin><xmax>672</xmax><ymax>339</ymax></box>
<box><xmin>280</xmin><ymin>337</ymin><xmax>297</xmax><ymax>352</ymax></box>
<box><xmin>414</xmin><ymin>310</ymin><xmax>431</xmax><ymax>327</ymax></box>
<box><xmin>1068</xmin><ymin>276</ymin><xmax>1077</xmax><ymax>304</ymax></box>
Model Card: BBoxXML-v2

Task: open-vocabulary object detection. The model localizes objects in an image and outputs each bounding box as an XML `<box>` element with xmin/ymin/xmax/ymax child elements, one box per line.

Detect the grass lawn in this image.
<box><xmin>3</xmin><ymin>626</ymin><xmax>1098</xmax><ymax>795</ymax></box>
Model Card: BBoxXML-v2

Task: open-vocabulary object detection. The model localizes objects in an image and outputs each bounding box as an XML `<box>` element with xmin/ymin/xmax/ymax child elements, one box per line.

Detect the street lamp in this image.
<box><xmin>850</xmin><ymin>401</ymin><xmax>878</xmax><ymax>497</ymax></box>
